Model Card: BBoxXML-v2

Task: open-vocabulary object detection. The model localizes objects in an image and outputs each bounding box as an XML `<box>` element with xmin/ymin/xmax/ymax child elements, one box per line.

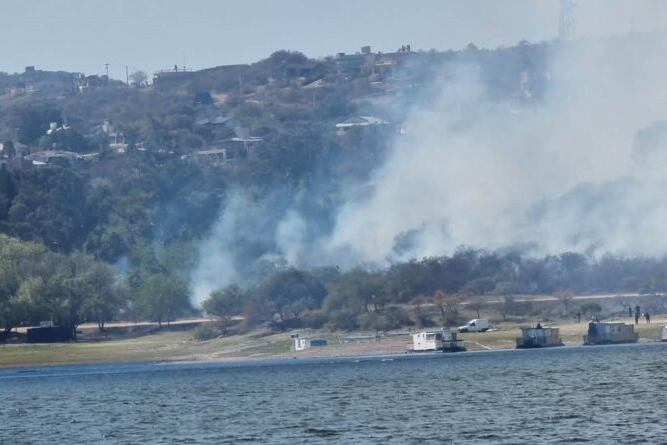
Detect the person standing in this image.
<box><xmin>635</xmin><ymin>305</ymin><xmax>641</xmax><ymax>325</ymax></box>
<box><xmin>645</xmin><ymin>312</ymin><xmax>651</xmax><ymax>324</ymax></box>
<box><xmin>629</xmin><ymin>306</ymin><xmax>633</xmax><ymax>318</ymax></box>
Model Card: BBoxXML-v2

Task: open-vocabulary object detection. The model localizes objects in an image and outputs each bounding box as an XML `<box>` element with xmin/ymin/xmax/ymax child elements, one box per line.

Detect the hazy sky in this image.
<box><xmin>0</xmin><ymin>0</ymin><xmax>665</xmax><ymax>78</ymax></box>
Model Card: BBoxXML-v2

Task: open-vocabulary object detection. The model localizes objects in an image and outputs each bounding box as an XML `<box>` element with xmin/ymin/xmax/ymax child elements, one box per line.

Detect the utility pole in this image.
<box><xmin>104</xmin><ymin>63</ymin><xmax>110</xmax><ymax>78</ymax></box>
<box><xmin>125</xmin><ymin>65</ymin><xmax>129</xmax><ymax>85</ymax></box>
<box><xmin>559</xmin><ymin>0</ymin><xmax>576</xmax><ymax>41</ymax></box>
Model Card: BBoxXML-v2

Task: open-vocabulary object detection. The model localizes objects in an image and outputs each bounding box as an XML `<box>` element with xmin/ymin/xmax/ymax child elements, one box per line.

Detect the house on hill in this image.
<box><xmin>335</xmin><ymin>115</ymin><xmax>394</xmax><ymax>136</ymax></box>
<box><xmin>153</xmin><ymin>66</ymin><xmax>196</xmax><ymax>88</ymax></box>
<box><xmin>103</xmin><ymin>120</ymin><xmax>128</xmax><ymax>154</ymax></box>
<box><xmin>186</xmin><ymin>124</ymin><xmax>263</xmax><ymax>167</ymax></box>
<box><xmin>194</xmin><ymin>116</ymin><xmax>242</xmax><ymax>140</ymax></box>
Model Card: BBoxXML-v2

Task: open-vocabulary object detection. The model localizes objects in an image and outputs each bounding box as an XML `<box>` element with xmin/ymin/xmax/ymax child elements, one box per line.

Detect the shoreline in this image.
<box><xmin>1</xmin><ymin>337</ymin><xmax>664</xmax><ymax>371</ymax></box>
<box><xmin>2</xmin><ymin>340</ymin><xmax>666</xmax><ymax>372</ymax></box>
<box><xmin>0</xmin><ymin>316</ymin><xmax>663</xmax><ymax>369</ymax></box>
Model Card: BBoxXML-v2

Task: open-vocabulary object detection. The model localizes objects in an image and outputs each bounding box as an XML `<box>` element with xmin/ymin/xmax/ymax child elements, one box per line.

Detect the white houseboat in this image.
<box><xmin>411</xmin><ymin>330</ymin><xmax>465</xmax><ymax>353</ymax></box>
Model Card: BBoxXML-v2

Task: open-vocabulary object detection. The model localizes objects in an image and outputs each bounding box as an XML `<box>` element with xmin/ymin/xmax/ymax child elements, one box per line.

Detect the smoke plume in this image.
<box><xmin>191</xmin><ymin>27</ymin><xmax>667</xmax><ymax>306</ymax></box>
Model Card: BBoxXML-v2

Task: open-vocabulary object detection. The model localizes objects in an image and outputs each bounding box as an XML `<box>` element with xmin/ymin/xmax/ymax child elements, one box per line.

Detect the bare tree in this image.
<box><xmin>467</xmin><ymin>295</ymin><xmax>486</xmax><ymax>319</ymax></box>
<box><xmin>410</xmin><ymin>294</ymin><xmax>428</xmax><ymax>316</ymax></box>
<box><xmin>555</xmin><ymin>290</ymin><xmax>574</xmax><ymax>317</ymax></box>
<box><xmin>495</xmin><ymin>294</ymin><xmax>514</xmax><ymax>321</ymax></box>
<box><xmin>433</xmin><ymin>290</ymin><xmax>462</xmax><ymax>327</ymax></box>
<box><xmin>130</xmin><ymin>70</ymin><xmax>148</xmax><ymax>87</ymax></box>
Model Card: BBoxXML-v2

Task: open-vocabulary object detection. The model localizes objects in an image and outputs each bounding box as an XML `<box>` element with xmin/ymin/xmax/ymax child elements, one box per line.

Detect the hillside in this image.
<box><xmin>1</xmin><ymin>38</ymin><xmax>666</xmax><ymax>337</ymax></box>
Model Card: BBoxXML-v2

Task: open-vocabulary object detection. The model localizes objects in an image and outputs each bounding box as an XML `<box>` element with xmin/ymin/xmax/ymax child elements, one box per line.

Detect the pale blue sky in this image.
<box><xmin>0</xmin><ymin>0</ymin><xmax>664</xmax><ymax>78</ymax></box>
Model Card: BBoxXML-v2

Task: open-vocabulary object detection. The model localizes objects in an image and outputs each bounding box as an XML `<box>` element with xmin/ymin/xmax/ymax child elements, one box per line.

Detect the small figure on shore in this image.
<box><xmin>536</xmin><ymin>322</ymin><xmax>543</xmax><ymax>329</ymax></box>
<box><xmin>629</xmin><ymin>306</ymin><xmax>633</xmax><ymax>318</ymax></box>
<box><xmin>635</xmin><ymin>305</ymin><xmax>641</xmax><ymax>325</ymax></box>
<box><xmin>645</xmin><ymin>312</ymin><xmax>651</xmax><ymax>324</ymax></box>
<box><xmin>576</xmin><ymin>312</ymin><xmax>582</xmax><ymax>323</ymax></box>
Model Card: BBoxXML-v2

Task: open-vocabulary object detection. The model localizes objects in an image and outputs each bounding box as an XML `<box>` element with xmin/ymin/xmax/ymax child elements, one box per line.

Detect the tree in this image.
<box><xmin>81</xmin><ymin>262</ymin><xmax>125</xmax><ymax>330</ymax></box>
<box><xmin>0</xmin><ymin>235</ymin><xmax>45</xmax><ymax>334</ymax></box>
<box><xmin>323</xmin><ymin>269</ymin><xmax>384</xmax><ymax>314</ymax></box>
<box><xmin>136</xmin><ymin>274</ymin><xmax>190</xmax><ymax>327</ymax></box>
<box><xmin>555</xmin><ymin>290</ymin><xmax>574</xmax><ymax>316</ymax></box>
<box><xmin>496</xmin><ymin>295</ymin><xmax>515</xmax><ymax>321</ymax></box>
<box><xmin>203</xmin><ymin>284</ymin><xmax>246</xmax><ymax>321</ymax></box>
<box><xmin>257</xmin><ymin>269</ymin><xmax>326</xmax><ymax>323</ymax></box>
<box><xmin>579</xmin><ymin>302</ymin><xmax>602</xmax><ymax>318</ymax></box>
<box><xmin>467</xmin><ymin>295</ymin><xmax>487</xmax><ymax>319</ymax></box>
<box><xmin>130</xmin><ymin>70</ymin><xmax>148</xmax><ymax>87</ymax></box>
<box><xmin>432</xmin><ymin>290</ymin><xmax>462</xmax><ymax>327</ymax></box>
<box><xmin>8</xmin><ymin>104</ymin><xmax>62</xmax><ymax>145</ymax></box>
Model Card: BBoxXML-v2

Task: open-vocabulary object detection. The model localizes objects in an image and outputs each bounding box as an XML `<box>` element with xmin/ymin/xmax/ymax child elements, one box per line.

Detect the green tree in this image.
<box><xmin>257</xmin><ymin>269</ymin><xmax>326</xmax><ymax>323</ymax></box>
<box><xmin>0</xmin><ymin>235</ymin><xmax>44</xmax><ymax>333</ymax></box>
<box><xmin>203</xmin><ymin>284</ymin><xmax>246</xmax><ymax>321</ymax></box>
<box><xmin>136</xmin><ymin>274</ymin><xmax>190</xmax><ymax>327</ymax></box>
<box><xmin>323</xmin><ymin>269</ymin><xmax>384</xmax><ymax>315</ymax></box>
<box><xmin>81</xmin><ymin>262</ymin><xmax>125</xmax><ymax>330</ymax></box>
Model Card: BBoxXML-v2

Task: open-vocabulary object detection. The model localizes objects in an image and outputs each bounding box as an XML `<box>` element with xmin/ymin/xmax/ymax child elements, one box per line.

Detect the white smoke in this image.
<box><xmin>191</xmin><ymin>22</ymin><xmax>667</xmax><ymax>307</ymax></box>
<box><xmin>322</xmin><ymin>34</ymin><xmax>667</xmax><ymax>263</ymax></box>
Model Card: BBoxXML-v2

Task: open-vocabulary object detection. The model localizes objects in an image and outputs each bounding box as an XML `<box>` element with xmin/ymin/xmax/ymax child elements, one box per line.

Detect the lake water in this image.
<box><xmin>1</xmin><ymin>343</ymin><xmax>667</xmax><ymax>444</ymax></box>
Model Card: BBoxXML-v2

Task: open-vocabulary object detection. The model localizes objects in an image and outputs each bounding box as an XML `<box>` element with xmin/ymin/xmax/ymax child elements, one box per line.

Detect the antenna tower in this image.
<box><xmin>559</xmin><ymin>0</ymin><xmax>576</xmax><ymax>40</ymax></box>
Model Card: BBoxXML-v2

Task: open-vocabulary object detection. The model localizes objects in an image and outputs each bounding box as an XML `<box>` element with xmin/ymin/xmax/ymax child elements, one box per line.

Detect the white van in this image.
<box><xmin>458</xmin><ymin>318</ymin><xmax>490</xmax><ymax>333</ymax></box>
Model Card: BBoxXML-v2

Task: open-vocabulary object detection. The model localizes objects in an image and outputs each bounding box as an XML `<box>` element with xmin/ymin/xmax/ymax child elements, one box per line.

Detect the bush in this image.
<box><xmin>327</xmin><ymin>309</ymin><xmax>359</xmax><ymax>331</ymax></box>
<box><xmin>192</xmin><ymin>324</ymin><xmax>220</xmax><ymax>341</ymax></box>
<box><xmin>579</xmin><ymin>302</ymin><xmax>602</xmax><ymax>316</ymax></box>
<box><xmin>358</xmin><ymin>307</ymin><xmax>412</xmax><ymax>332</ymax></box>
<box><xmin>384</xmin><ymin>307</ymin><xmax>413</xmax><ymax>328</ymax></box>
<box><xmin>301</xmin><ymin>311</ymin><xmax>329</xmax><ymax>329</ymax></box>
<box><xmin>415</xmin><ymin>312</ymin><xmax>437</xmax><ymax>328</ymax></box>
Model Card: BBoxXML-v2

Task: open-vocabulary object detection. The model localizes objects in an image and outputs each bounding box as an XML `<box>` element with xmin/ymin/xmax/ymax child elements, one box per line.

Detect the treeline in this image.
<box><xmin>202</xmin><ymin>250</ymin><xmax>667</xmax><ymax>333</ymax></box>
<box><xmin>0</xmin><ymin>235</ymin><xmax>193</xmax><ymax>338</ymax></box>
<box><xmin>3</xmin><ymin>232</ymin><xmax>667</xmax><ymax>337</ymax></box>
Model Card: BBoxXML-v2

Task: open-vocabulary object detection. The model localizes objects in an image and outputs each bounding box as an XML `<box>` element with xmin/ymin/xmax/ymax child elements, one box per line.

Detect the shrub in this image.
<box><xmin>384</xmin><ymin>307</ymin><xmax>413</xmax><ymax>328</ymax></box>
<box><xmin>415</xmin><ymin>312</ymin><xmax>437</xmax><ymax>328</ymax></box>
<box><xmin>358</xmin><ymin>307</ymin><xmax>412</xmax><ymax>332</ymax></box>
<box><xmin>301</xmin><ymin>311</ymin><xmax>329</xmax><ymax>329</ymax></box>
<box><xmin>328</xmin><ymin>309</ymin><xmax>360</xmax><ymax>331</ymax></box>
<box><xmin>192</xmin><ymin>324</ymin><xmax>220</xmax><ymax>341</ymax></box>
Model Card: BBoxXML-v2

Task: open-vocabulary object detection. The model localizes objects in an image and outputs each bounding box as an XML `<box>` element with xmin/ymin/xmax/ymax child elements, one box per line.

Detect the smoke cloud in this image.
<box><xmin>324</xmin><ymin>34</ymin><xmax>667</xmax><ymax>261</ymax></box>
<box><xmin>191</xmin><ymin>25</ymin><xmax>667</xmax><ymax>306</ymax></box>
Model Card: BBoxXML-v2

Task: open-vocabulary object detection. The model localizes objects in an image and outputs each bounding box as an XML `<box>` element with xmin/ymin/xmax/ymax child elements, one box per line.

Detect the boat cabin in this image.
<box><xmin>584</xmin><ymin>322</ymin><xmax>638</xmax><ymax>345</ymax></box>
<box><xmin>411</xmin><ymin>330</ymin><xmax>465</xmax><ymax>352</ymax></box>
<box><xmin>516</xmin><ymin>327</ymin><xmax>564</xmax><ymax>348</ymax></box>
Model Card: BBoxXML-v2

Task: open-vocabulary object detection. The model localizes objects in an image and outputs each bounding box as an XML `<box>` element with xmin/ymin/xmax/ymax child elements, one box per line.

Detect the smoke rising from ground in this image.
<box><xmin>191</xmin><ymin>30</ymin><xmax>667</xmax><ymax>307</ymax></box>
<box><xmin>325</xmin><ymin>34</ymin><xmax>667</xmax><ymax>261</ymax></box>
